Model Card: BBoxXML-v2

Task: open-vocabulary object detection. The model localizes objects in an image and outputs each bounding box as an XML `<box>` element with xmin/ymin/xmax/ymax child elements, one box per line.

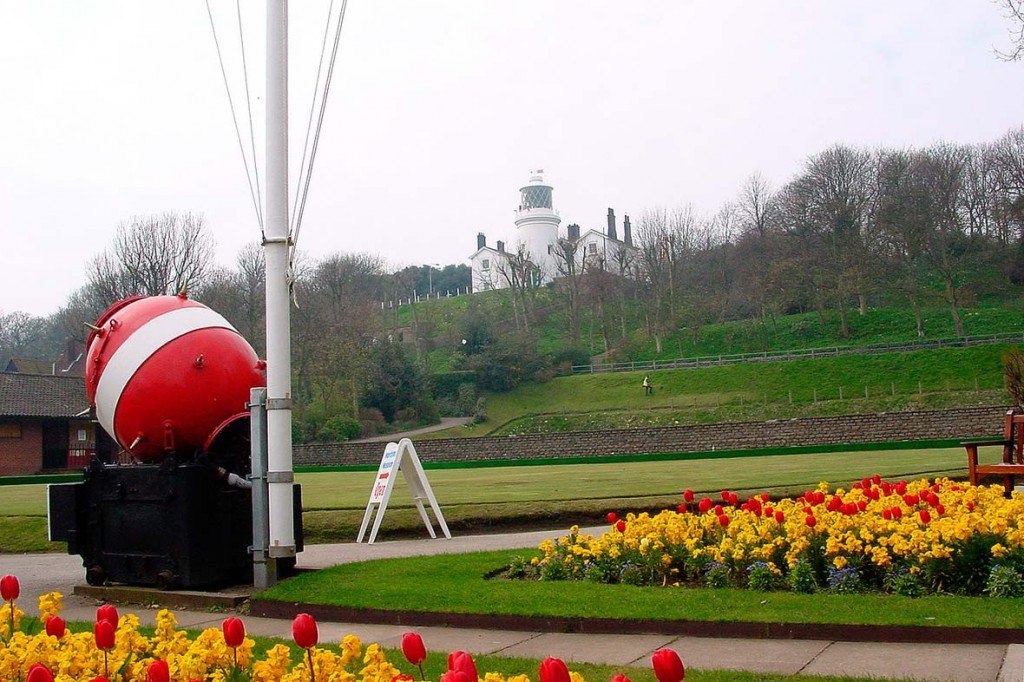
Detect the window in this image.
<box><xmin>482</xmin><ymin>259</ymin><xmax>490</xmax><ymax>270</ymax></box>
<box><xmin>588</xmin><ymin>242</ymin><xmax>598</xmax><ymax>254</ymax></box>
<box><xmin>78</xmin><ymin>429</ymin><xmax>88</xmax><ymax>442</ymax></box>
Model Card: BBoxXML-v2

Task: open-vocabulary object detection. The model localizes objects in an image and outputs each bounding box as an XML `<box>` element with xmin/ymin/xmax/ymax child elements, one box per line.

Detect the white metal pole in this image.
<box><xmin>265</xmin><ymin>0</ymin><xmax>296</xmax><ymax>558</ymax></box>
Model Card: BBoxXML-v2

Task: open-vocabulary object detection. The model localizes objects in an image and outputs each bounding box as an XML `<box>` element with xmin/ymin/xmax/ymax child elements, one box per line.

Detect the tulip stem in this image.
<box><xmin>307</xmin><ymin>647</ymin><xmax>316</xmax><ymax>682</ymax></box>
<box><xmin>233</xmin><ymin>645</ymin><xmax>238</xmax><ymax>671</ymax></box>
<box><xmin>6</xmin><ymin>599</ymin><xmax>13</xmax><ymax>640</ymax></box>
<box><xmin>103</xmin><ymin>649</ymin><xmax>108</xmax><ymax>678</ymax></box>
<box><xmin>418</xmin><ymin>662</ymin><xmax>425</xmax><ymax>680</ymax></box>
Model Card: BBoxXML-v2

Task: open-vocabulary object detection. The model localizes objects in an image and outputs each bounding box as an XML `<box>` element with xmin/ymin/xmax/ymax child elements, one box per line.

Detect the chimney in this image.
<box><xmin>567</xmin><ymin>223</ymin><xmax>580</xmax><ymax>241</ymax></box>
<box><xmin>497</xmin><ymin>240</ymin><xmax>505</xmax><ymax>253</ymax></box>
<box><xmin>606</xmin><ymin>208</ymin><xmax>617</xmax><ymax>240</ymax></box>
<box><xmin>477</xmin><ymin>232</ymin><xmax>486</xmax><ymax>249</ymax></box>
<box><xmin>623</xmin><ymin>214</ymin><xmax>632</xmax><ymax>245</ymax></box>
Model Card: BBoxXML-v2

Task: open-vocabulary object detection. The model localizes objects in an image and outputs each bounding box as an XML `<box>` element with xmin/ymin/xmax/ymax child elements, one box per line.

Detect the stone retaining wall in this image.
<box><xmin>292</xmin><ymin>406</ymin><xmax>1008</xmax><ymax>468</ymax></box>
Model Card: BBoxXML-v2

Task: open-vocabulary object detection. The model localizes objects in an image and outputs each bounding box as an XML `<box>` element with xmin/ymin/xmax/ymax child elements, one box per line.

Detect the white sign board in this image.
<box><xmin>356</xmin><ymin>438</ymin><xmax>451</xmax><ymax>544</ymax></box>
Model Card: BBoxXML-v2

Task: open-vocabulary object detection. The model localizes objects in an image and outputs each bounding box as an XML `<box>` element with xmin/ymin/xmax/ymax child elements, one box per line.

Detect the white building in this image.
<box><xmin>469</xmin><ymin>171</ymin><xmax>637</xmax><ymax>291</ymax></box>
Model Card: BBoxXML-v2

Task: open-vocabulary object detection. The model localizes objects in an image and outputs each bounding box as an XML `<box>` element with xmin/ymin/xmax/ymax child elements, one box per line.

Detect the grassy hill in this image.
<box><xmin>395</xmin><ymin>291</ymin><xmax>1023</xmax><ymax>370</ymax></box>
<box><xmin>426</xmin><ymin>343</ymin><xmax>1015</xmax><ymax>438</ymax></box>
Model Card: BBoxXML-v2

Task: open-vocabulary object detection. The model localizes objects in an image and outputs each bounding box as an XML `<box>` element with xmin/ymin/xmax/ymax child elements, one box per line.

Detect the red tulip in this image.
<box><xmin>45</xmin><ymin>615</ymin><xmax>66</xmax><ymax>638</ymax></box>
<box><xmin>26</xmin><ymin>664</ymin><xmax>54</xmax><ymax>682</ymax></box>
<box><xmin>448</xmin><ymin>650</ymin><xmax>479</xmax><ymax>682</ymax></box>
<box><xmin>539</xmin><ymin>657</ymin><xmax>571</xmax><ymax>682</ymax></box>
<box><xmin>919</xmin><ymin>509</ymin><xmax>931</xmax><ymax>524</ymax></box>
<box><xmin>292</xmin><ymin>613</ymin><xmax>318</xmax><ymax>649</ymax></box>
<box><xmin>697</xmin><ymin>498</ymin><xmax>712</xmax><ymax>514</ymax></box>
<box><xmin>440</xmin><ymin>672</ymin><xmax>472</xmax><ymax>682</ymax></box>
<box><xmin>882</xmin><ymin>509</ymin><xmax>892</xmax><ymax>521</ymax></box>
<box><xmin>805</xmin><ymin>515</ymin><xmax>817</xmax><ymax>528</ymax></box>
<box><xmin>401</xmin><ymin>631</ymin><xmax>427</xmax><ymax>665</ymax></box>
<box><xmin>717</xmin><ymin>514</ymin><xmax>729</xmax><ymax>528</ymax></box>
<box><xmin>94</xmin><ymin>620</ymin><xmax>115</xmax><ymax>650</ymax></box>
<box><xmin>611</xmin><ymin>675</ymin><xmax>632</xmax><ymax>682</ymax></box>
<box><xmin>0</xmin><ymin>575</ymin><xmax>19</xmax><ymax>602</ymax></box>
<box><xmin>606</xmin><ymin>512</ymin><xmax>618</xmax><ymax>524</ymax></box>
<box><xmin>676</xmin><ymin>504</ymin><xmax>687</xmax><ymax>513</ymax></box>
<box><xmin>222</xmin><ymin>617</ymin><xmax>245</xmax><ymax>648</ymax></box>
<box><xmin>935</xmin><ymin>504</ymin><xmax>945</xmax><ymax>516</ymax></box>
<box><xmin>96</xmin><ymin>604</ymin><xmax>119</xmax><ymax>628</ymax></box>
<box><xmin>393</xmin><ymin>675</ymin><xmax>416</xmax><ymax>682</ymax></box>
<box><xmin>683</xmin><ymin>489</ymin><xmax>694</xmax><ymax>503</ymax></box>
<box><xmin>892</xmin><ymin>506</ymin><xmax>903</xmax><ymax>519</ymax></box>
<box><xmin>147</xmin><ymin>660</ymin><xmax>170</xmax><ymax>682</ymax></box>
<box><xmin>88</xmin><ymin>677</ymin><xmax>111</xmax><ymax>682</ymax></box>
<box><xmin>713</xmin><ymin>504</ymin><xmax>723</xmax><ymax>516</ymax></box>
<box><xmin>615</xmin><ymin>519</ymin><xmax>626</xmax><ymax>533</ymax></box>
<box><xmin>774</xmin><ymin>510</ymin><xmax>784</xmax><ymax>523</ymax></box>
<box><xmin>651</xmin><ymin>648</ymin><xmax>685</xmax><ymax>682</ymax></box>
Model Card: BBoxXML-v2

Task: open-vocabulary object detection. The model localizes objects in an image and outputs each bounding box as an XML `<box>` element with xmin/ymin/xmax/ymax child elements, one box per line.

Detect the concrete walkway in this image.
<box><xmin>4</xmin><ymin>527</ymin><xmax>1023</xmax><ymax>682</ymax></box>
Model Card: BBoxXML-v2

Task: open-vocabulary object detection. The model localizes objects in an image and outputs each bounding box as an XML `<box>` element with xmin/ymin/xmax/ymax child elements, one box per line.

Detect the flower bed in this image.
<box><xmin>0</xmin><ymin>587</ymin><xmax>684</xmax><ymax>682</ymax></box>
<box><xmin>518</xmin><ymin>477</ymin><xmax>1024</xmax><ymax>597</ymax></box>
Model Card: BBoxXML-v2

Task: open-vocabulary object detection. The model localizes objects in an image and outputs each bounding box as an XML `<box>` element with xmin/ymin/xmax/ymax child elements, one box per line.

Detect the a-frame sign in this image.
<box><xmin>356</xmin><ymin>438</ymin><xmax>451</xmax><ymax>544</ymax></box>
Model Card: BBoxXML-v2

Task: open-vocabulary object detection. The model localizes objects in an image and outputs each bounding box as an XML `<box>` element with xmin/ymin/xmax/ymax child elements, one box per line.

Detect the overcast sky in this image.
<box><xmin>2</xmin><ymin>1</ymin><xmax>1023</xmax><ymax>317</ymax></box>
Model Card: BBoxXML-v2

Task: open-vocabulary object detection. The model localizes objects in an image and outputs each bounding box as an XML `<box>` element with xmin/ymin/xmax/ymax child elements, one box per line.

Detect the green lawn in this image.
<box><xmin>8</xmin><ymin>446</ymin><xmax>977</xmax><ymax>516</ymax></box>
<box><xmin>255</xmin><ymin>550</ymin><xmax>1024</xmax><ymax>631</ymax></box>
<box><xmin>5</xmin><ymin>445</ymin><xmax>988</xmax><ymax>551</ymax></box>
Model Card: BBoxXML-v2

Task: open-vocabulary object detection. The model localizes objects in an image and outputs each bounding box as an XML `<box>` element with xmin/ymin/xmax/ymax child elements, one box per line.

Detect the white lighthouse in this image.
<box><xmin>513</xmin><ymin>169</ymin><xmax>561</xmax><ymax>282</ymax></box>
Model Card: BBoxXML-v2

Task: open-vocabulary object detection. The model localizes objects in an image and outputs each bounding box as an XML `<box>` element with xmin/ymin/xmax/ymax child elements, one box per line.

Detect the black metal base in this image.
<box><xmin>49</xmin><ymin>458</ymin><xmax>302</xmax><ymax>590</ymax></box>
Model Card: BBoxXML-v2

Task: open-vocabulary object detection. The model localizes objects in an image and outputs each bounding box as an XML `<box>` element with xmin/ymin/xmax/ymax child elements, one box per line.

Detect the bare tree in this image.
<box><xmin>995</xmin><ymin>0</ymin><xmax>1024</xmax><ymax>61</ymax></box>
<box><xmin>493</xmin><ymin>242</ymin><xmax>541</xmax><ymax>334</ymax></box>
<box><xmin>551</xmin><ymin>234</ymin><xmax>584</xmax><ymax>342</ymax></box>
<box><xmin>87</xmin><ymin>212</ymin><xmax>215</xmax><ymax>306</ymax></box>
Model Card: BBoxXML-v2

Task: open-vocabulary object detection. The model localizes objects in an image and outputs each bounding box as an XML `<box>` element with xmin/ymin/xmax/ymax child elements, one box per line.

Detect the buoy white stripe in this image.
<box><xmin>94</xmin><ymin>307</ymin><xmax>240</xmax><ymax>441</ymax></box>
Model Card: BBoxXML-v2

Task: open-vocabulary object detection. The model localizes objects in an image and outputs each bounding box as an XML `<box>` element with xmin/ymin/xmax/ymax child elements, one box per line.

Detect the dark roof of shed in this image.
<box><xmin>5</xmin><ymin>358</ymin><xmax>55</xmax><ymax>375</ymax></box>
<box><xmin>0</xmin><ymin>373</ymin><xmax>89</xmax><ymax>418</ymax></box>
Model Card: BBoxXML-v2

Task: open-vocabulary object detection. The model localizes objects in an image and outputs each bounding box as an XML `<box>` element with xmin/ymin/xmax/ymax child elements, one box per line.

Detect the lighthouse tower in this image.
<box><xmin>514</xmin><ymin>170</ymin><xmax>561</xmax><ymax>281</ymax></box>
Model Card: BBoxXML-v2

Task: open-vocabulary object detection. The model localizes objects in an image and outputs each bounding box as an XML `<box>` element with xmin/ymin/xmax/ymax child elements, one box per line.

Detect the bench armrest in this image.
<box><xmin>961</xmin><ymin>439</ymin><xmax>1011</xmax><ymax>447</ymax></box>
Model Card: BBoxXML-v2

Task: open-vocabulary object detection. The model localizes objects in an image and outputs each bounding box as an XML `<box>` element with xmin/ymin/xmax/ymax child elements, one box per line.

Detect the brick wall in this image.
<box><xmin>0</xmin><ymin>418</ymin><xmax>43</xmax><ymax>476</ymax></box>
<box><xmin>293</xmin><ymin>406</ymin><xmax>1008</xmax><ymax>468</ymax></box>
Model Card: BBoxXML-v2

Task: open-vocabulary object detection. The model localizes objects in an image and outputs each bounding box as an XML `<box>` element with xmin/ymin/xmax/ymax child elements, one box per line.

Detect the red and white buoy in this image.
<box><xmin>85</xmin><ymin>293</ymin><xmax>266</xmax><ymax>463</ymax></box>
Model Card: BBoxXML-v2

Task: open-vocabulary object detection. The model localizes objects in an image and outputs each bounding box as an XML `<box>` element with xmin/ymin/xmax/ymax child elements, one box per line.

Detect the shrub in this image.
<box><xmin>827</xmin><ymin>566</ymin><xmax>863</xmax><ymax>594</ymax></box>
<box><xmin>317</xmin><ymin>415</ymin><xmax>360</xmax><ymax>442</ymax></box>
<box><xmin>884</xmin><ymin>568</ymin><xmax>924</xmax><ymax>598</ymax></box>
<box><xmin>746</xmin><ymin>562</ymin><xmax>778</xmax><ymax>591</ymax></box>
<box><xmin>704</xmin><ymin>562</ymin><xmax>731</xmax><ymax>589</ymax></box>
<box><xmin>788</xmin><ymin>560</ymin><xmax>817</xmax><ymax>594</ymax></box>
<box><xmin>986</xmin><ymin>564</ymin><xmax>1024</xmax><ymax>598</ymax></box>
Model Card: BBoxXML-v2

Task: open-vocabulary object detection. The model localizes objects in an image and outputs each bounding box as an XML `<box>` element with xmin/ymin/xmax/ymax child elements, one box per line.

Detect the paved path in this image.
<box><xmin>3</xmin><ymin>528</ymin><xmax>1022</xmax><ymax>682</ymax></box>
<box><xmin>350</xmin><ymin>417</ymin><xmax>472</xmax><ymax>443</ymax></box>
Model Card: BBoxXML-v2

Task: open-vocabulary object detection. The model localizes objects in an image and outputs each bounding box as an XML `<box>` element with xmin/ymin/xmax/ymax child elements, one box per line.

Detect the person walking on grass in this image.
<box><xmin>643</xmin><ymin>374</ymin><xmax>652</xmax><ymax>396</ymax></box>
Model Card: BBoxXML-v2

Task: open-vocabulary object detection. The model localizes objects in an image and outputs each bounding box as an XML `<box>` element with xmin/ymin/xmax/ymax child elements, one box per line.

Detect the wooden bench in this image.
<box><xmin>963</xmin><ymin>409</ymin><xmax>1024</xmax><ymax>497</ymax></box>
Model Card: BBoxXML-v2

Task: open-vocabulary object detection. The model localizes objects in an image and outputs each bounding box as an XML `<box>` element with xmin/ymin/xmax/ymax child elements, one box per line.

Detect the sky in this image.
<box><xmin>2</xmin><ymin>1</ymin><xmax>1024</xmax><ymax>317</ymax></box>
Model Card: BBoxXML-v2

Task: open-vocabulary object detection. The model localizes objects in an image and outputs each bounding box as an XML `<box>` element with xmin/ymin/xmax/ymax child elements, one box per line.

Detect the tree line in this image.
<box><xmin>4</xmin><ymin>126</ymin><xmax>1024</xmax><ymax>441</ymax></box>
<box><xmin>529</xmin><ymin>128</ymin><xmax>1024</xmax><ymax>359</ymax></box>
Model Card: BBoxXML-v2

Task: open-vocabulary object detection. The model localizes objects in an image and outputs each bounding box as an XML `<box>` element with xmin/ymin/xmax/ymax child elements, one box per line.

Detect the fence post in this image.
<box><xmin>839</xmin><ymin>386</ymin><xmax>844</xmax><ymax>400</ymax></box>
<box><xmin>864</xmin><ymin>386</ymin><xmax>869</xmax><ymax>399</ymax></box>
<box><xmin>813</xmin><ymin>388</ymin><xmax>817</xmax><ymax>404</ymax></box>
<box><xmin>788</xmin><ymin>391</ymin><xmax>793</xmax><ymax>404</ymax></box>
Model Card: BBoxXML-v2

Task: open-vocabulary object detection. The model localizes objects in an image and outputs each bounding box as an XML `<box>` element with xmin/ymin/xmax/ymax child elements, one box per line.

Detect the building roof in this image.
<box><xmin>0</xmin><ymin>373</ymin><xmax>89</xmax><ymax>418</ymax></box>
<box><xmin>5</xmin><ymin>358</ymin><xmax>56</xmax><ymax>375</ymax></box>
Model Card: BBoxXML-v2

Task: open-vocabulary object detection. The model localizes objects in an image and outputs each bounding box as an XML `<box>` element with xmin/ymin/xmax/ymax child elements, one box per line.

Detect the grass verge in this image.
<box><xmin>254</xmin><ymin>550</ymin><xmax>1024</xmax><ymax>631</ymax></box>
